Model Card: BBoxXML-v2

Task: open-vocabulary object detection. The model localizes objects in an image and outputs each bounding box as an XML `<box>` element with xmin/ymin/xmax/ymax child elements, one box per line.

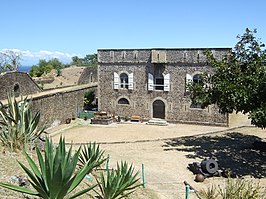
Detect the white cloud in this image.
<box><xmin>1</xmin><ymin>48</ymin><xmax>83</xmax><ymax>65</ymax></box>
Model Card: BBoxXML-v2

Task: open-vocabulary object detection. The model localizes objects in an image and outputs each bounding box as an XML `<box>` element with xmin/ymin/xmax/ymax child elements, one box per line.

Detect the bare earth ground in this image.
<box><xmin>48</xmin><ymin>120</ymin><xmax>266</xmax><ymax>199</ymax></box>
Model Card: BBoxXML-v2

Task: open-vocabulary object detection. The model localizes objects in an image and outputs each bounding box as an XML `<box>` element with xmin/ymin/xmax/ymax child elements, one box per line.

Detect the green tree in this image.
<box><xmin>71</xmin><ymin>54</ymin><xmax>97</xmax><ymax>67</ymax></box>
<box><xmin>29</xmin><ymin>58</ymin><xmax>65</xmax><ymax>77</ymax></box>
<box><xmin>189</xmin><ymin>28</ymin><xmax>266</xmax><ymax>128</ymax></box>
<box><xmin>84</xmin><ymin>54</ymin><xmax>97</xmax><ymax>67</ymax></box>
<box><xmin>29</xmin><ymin>65</ymin><xmax>42</xmax><ymax>77</ymax></box>
<box><xmin>71</xmin><ymin>56</ymin><xmax>82</xmax><ymax>66</ymax></box>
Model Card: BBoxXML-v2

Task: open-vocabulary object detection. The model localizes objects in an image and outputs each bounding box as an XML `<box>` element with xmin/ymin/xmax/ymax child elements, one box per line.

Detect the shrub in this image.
<box><xmin>0</xmin><ymin>137</ymin><xmax>96</xmax><ymax>199</ymax></box>
<box><xmin>95</xmin><ymin>161</ymin><xmax>142</xmax><ymax>199</ymax></box>
<box><xmin>218</xmin><ymin>177</ymin><xmax>262</xmax><ymax>199</ymax></box>
<box><xmin>0</xmin><ymin>94</ymin><xmax>44</xmax><ymax>152</ymax></box>
<box><xmin>78</xmin><ymin>142</ymin><xmax>107</xmax><ymax>173</ymax></box>
<box><xmin>199</xmin><ymin>177</ymin><xmax>264</xmax><ymax>199</ymax></box>
<box><xmin>199</xmin><ymin>184</ymin><xmax>218</xmax><ymax>199</ymax></box>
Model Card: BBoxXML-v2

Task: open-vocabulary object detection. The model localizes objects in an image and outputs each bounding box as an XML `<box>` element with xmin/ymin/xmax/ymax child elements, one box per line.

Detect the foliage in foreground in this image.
<box><xmin>78</xmin><ymin>142</ymin><xmax>107</xmax><ymax>172</ymax></box>
<box><xmin>189</xmin><ymin>28</ymin><xmax>266</xmax><ymax>128</ymax></box>
<box><xmin>0</xmin><ymin>136</ymin><xmax>142</xmax><ymax>199</ymax></box>
<box><xmin>0</xmin><ymin>137</ymin><xmax>97</xmax><ymax>199</ymax></box>
<box><xmin>95</xmin><ymin>161</ymin><xmax>142</xmax><ymax>199</ymax></box>
<box><xmin>199</xmin><ymin>177</ymin><xmax>264</xmax><ymax>199</ymax></box>
<box><xmin>0</xmin><ymin>94</ymin><xmax>44</xmax><ymax>152</ymax></box>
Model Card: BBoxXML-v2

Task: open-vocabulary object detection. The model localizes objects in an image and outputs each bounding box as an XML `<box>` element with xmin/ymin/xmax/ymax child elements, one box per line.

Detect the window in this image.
<box><xmin>193</xmin><ymin>74</ymin><xmax>203</xmax><ymax>84</ymax></box>
<box><xmin>190</xmin><ymin>73</ymin><xmax>205</xmax><ymax>109</ymax></box>
<box><xmin>147</xmin><ymin>64</ymin><xmax>170</xmax><ymax>91</ymax></box>
<box><xmin>114</xmin><ymin>72</ymin><xmax>133</xmax><ymax>90</ymax></box>
<box><xmin>148</xmin><ymin>72</ymin><xmax>170</xmax><ymax>91</ymax></box>
<box><xmin>154</xmin><ymin>65</ymin><xmax>164</xmax><ymax>90</ymax></box>
<box><xmin>120</xmin><ymin>73</ymin><xmax>128</xmax><ymax>89</ymax></box>
<box><xmin>118</xmin><ymin>98</ymin><xmax>130</xmax><ymax>105</ymax></box>
<box><xmin>14</xmin><ymin>83</ymin><xmax>20</xmax><ymax>97</ymax></box>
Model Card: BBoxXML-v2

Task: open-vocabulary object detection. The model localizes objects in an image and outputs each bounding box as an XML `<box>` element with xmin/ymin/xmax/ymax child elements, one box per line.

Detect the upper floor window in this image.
<box><xmin>120</xmin><ymin>73</ymin><xmax>128</xmax><ymax>89</ymax></box>
<box><xmin>154</xmin><ymin>66</ymin><xmax>164</xmax><ymax>90</ymax></box>
<box><xmin>113</xmin><ymin>72</ymin><xmax>133</xmax><ymax>90</ymax></box>
<box><xmin>185</xmin><ymin>73</ymin><xmax>205</xmax><ymax>93</ymax></box>
<box><xmin>148</xmin><ymin>73</ymin><xmax>170</xmax><ymax>91</ymax></box>
<box><xmin>193</xmin><ymin>74</ymin><xmax>203</xmax><ymax>84</ymax></box>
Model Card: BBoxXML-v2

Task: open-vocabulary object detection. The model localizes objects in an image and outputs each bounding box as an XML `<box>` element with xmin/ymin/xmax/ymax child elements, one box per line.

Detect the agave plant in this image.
<box><xmin>78</xmin><ymin>142</ymin><xmax>107</xmax><ymax>172</ymax></box>
<box><xmin>0</xmin><ymin>137</ymin><xmax>96</xmax><ymax>199</ymax></box>
<box><xmin>95</xmin><ymin>161</ymin><xmax>142</xmax><ymax>199</ymax></box>
<box><xmin>0</xmin><ymin>94</ymin><xmax>44</xmax><ymax>151</ymax></box>
<box><xmin>199</xmin><ymin>184</ymin><xmax>218</xmax><ymax>199</ymax></box>
<box><xmin>218</xmin><ymin>177</ymin><xmax>262</xmax><ymax>199</ymax></box>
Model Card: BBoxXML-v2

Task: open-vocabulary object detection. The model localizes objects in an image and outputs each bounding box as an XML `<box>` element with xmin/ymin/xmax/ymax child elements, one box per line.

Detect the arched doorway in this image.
<box><xmin>153</xmin><ymin>100</ymin><xmax>165</xmax><ymax>119</ymax></box>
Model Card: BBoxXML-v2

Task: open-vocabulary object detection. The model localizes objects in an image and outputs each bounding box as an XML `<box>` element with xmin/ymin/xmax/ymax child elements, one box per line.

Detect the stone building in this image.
<box><xmin>0</xmin><ymin>71</ymin><xmax>42</xmax><ymax>100</ymax></box>
<box><xmin>97</xmin><ymin>48</ymin><xmax>231</xmax><ymax>126</ymax></box>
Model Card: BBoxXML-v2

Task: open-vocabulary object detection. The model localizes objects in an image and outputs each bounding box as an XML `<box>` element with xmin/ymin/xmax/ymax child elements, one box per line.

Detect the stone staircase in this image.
<box><xmin>146</xmin><ymin>118</ymin><xmax>168</xmax><ymax>126</ymax></box>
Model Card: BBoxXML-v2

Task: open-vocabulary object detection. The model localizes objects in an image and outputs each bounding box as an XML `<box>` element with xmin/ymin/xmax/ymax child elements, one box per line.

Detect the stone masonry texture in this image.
<box><xmin>98</xmin><ymin>48</ymin><xmax>231</xmax><ymax>126</ymax></box>
<box><xmin>0</xmin><ymin>71</ymin><xmax>42</xmax><ymax>100</ymax></box>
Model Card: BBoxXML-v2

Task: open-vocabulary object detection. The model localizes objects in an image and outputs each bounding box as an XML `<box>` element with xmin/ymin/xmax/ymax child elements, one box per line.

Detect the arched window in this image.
<box><xmin>120</xmin><ymin>73</ymin><xmax>128</xmax><ymax>89</ymax></box>
<box><xmin>13</xmin><ymin>83</ymin><xmax>20</xmax><ymax>97</ymax></box>
<box><xmin>118</xmin><ymin>98</ymin><xmax>130</xmax><ymax>105</ymax></box>
<box><xmin>193</xmin><ymin>74</ymin><xmax>203</xmax><ymax>83</ymax></box>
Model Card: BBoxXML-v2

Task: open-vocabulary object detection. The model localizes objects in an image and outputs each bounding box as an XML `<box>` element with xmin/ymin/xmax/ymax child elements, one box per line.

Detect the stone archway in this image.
<box><xmin>152</xmin><ymin>100</ymin><xmax>165</xmax><ymax>119</ymax></box>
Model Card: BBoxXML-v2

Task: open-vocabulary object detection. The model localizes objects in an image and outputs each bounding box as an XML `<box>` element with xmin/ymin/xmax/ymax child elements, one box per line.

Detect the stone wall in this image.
<box><xmin>78</xmin><ymin>67</ymin><xmax>97</xmax><ymax>85</ymax></box>
<box><xmin>30</xmin><ymin>84</ymin><xmax>97</xmax><ymax>128</ymax></box>
<box><xmin>98</xmin><ymin>48</ymin><xmax>231</xmax><ymax>126</ymax></box>
<box><xmin>0</xmin><ymin>71</ymin><xmax>42</xmax><ymax>100</ymax></box>
<box><xmin>0</xmin><ymin>83</ymin><xmax>97</xmax><ymax>128</ymax></box>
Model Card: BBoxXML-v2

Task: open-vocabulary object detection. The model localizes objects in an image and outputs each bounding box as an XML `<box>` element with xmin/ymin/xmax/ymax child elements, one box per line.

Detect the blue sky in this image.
<box><xmin>1</xmin><ymin>0</ymin><xmax>266</xmax><ymax>65</ymax></box>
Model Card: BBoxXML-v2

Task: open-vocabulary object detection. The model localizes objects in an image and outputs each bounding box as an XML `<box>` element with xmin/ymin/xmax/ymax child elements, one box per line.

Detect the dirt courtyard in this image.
<box><xmin>49</xmin><ymin>121</ymin><xmax>266</xmax><ymax>199</ymax></box>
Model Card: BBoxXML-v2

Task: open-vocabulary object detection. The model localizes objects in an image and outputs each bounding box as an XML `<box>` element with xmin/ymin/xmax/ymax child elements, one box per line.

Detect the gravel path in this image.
<box><xmin>49</xmin><ymin>120</ymin><xmax>266</xmax><ymax>199</ymax></box>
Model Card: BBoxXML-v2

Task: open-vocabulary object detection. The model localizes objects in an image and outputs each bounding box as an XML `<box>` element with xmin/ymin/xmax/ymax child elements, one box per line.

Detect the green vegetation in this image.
<box><xmin>0</xmin><ymin>135</ymin><xmax>141</xmax><ymax>199</ymax></box>
<box><xmin>28</xmin><ymin>53</ymin><xmax>97</xmax><ymax>77</ymax></box>
<box><xmin>199</xmin><ymin>177</ymin><xmax>264</xmax><ymax>199</ymax></box>
<box><xmin>78</xmin><ymin>142</ymin><xmax>107</xmax><ymax>172</ymax></box>
<box><xmin>95</xmin><ymin>161</ymin><xmax>142</xmax><ymax>199</ymax></box>
<box><xmin>0</xmin><ymin>137</ymin><xmax>96</xmax><ymax>199</ymax></box>
<box><xmin>29</xmin><ymin>58</ymin><xmax>65</xmax><ymax>77</ymax></box>
<box><xmin>71</xmin><ymin>54</ymin><xmax>97</xmax><ymax>67</ymax></box>
<box><xmin>189</xmin><ymin>28</ymin><xmax>266</xmax><ymax>128</ymax></box>
<box><xmin>0</xmin><ymin>94</ymin><xmax>44</xmax><ymax>152</ymax></box>
<box><xmin>84</xmin><ymin>89</ymin><xmax>96</xmax><ymax>110</ymax></box>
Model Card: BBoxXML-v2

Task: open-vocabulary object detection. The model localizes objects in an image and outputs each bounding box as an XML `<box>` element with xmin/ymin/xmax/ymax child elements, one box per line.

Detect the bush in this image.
<box><xmin>0</xmin><ymin>137</ymin><xmax>96</xmax><ymax>199</ymax></box>
<box><xmin>95</xmin><ymin>161</ymin><xmax>142</xmax><ymax>199</ymax></box>
<box><xmin>0</xmin><ymin>94</ymin><xmax>44</xmax><ymax>152</ymax></box>
<box><xmin>199</xmin><ymin>177</ymin><xmax>265</xmax><ymax>199</ymax></box>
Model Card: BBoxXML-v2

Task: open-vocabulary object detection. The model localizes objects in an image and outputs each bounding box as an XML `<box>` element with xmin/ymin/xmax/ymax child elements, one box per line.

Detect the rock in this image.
<box><xmin>195</xmin><ymin>174</ymin><xmax>205</xmax><ymax>182</ymax></box>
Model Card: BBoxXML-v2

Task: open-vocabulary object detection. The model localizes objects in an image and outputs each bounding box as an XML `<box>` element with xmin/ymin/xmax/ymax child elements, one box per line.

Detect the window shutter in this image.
<box><xmin>163</xmin><ymin>73</ymin><xmax>170</xmax><ymax>91</ymax></box>
<box><xmin>204</xmin><ymin>73</ymin><xmax>211</xmax><ymax>89</ymax></box>
<box><xmin>148</xmin><ymin>73</ymin><xmax>153</xmax><ymax>91</ymax></box>
<box><xmin>113</xmin><ymin>72</ymin><xmax>119</xmax><ymax>89</ymax></box>
<box><xmin>128</xmin><ymin>73</ymin><xmax>133</xmax><ymax>90</ymax></box>
<box><xmin>185</xmin><ymin>74</ymin><xmax>193</xmax><ymax>92</ymax></box>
